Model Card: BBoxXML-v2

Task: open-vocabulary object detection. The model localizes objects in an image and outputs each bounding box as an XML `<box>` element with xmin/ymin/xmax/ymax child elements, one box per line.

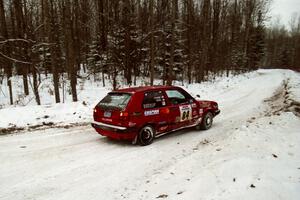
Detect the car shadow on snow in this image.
<box><xmin>156</xmin><ymin>128</ymin><xmax>196</xmax><ymax>141</ymax></box>
<box><xmin>94</xmin><ymin>122</ymin><xmax>221</xmax><ymax>146</ymax></box>
<box><xmin>153</xmin><ymin>122</ymin><xmax>221</xmax><ymax>144</ymax></box>
<box><xmin>156</xmin><ymin>128</ymin><xmax>202</xmax><ymax>142</ymax></box>
<box><xmin>98</xmin><ymin>136</ymin><xmax>135</xmax><ymax>147</ymax></box>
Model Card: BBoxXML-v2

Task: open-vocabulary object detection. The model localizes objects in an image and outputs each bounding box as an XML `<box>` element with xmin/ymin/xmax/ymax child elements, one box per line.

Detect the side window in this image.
<box><xmin>166</xmin><ymin>90</ymin><xmax>188</xmax><ymax>105</ymax></box>
<box><xmin>142</xmin><ymin>91</ymin><xmax>166</xmax><ymax>109</ymax></box>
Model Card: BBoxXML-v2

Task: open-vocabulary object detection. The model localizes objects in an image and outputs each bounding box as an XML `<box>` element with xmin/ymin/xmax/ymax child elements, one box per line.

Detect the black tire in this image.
<box><xmin>200</xmin><ymin>112</ymin><xmax>213</xmax><ymax>130</ymax></box>
<box><xmin>138</xmin><ymin>125</ymin><xmax>155</xmax><ymax>146</ymax></box>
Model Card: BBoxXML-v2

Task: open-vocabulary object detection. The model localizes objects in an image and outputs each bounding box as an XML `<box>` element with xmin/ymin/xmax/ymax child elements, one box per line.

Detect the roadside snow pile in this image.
<box><xmin>0</xmin><ymin>102</ymin><xmax>91</xmax><ymax>133</ymax></box>
<box><xmin>0</xmin><ymin>69</ymin><xmax>299</xmax><ymax>134</ymax></box>
<box><xmin>0</xmin><ymin>85</ymin><xmax>110</xmax><ymax>133</ymax></box>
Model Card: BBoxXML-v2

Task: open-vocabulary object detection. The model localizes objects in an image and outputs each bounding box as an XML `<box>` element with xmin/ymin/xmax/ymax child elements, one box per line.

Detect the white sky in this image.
<box><xmin>269</xmin><ymin>0</ymin><xmax>300</xmax><ymax>27</ymax></box>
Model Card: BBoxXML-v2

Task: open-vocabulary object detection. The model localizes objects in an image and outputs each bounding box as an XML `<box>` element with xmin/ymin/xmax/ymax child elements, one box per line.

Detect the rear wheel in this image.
<box><xmin>138</xmin><ymin>125</ymin><xmax>155</xmax><ymax>146</ymax></box>
<box><xmin>200</xmin><ymin>112</ymin><xmax>213</xmax><ymax>130</ymax></box>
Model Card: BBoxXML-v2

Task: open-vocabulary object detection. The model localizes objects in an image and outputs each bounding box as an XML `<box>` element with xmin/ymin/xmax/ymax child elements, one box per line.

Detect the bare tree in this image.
<box><xmin>0</xmin><ymin>0</ymin><xmax>13</xmax><ymax>104</ymax></box>
<box><xmin>2</xmin><ymin>0</ymin><xmax>299</xmax><ymax>106</ymax></box>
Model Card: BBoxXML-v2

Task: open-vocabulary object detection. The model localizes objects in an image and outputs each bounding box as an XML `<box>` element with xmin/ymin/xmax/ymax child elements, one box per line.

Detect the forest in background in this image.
<box><xmin>0</xmin><ymin>0</ymin><xmax>299</xmax><ymax>106</ymax></box>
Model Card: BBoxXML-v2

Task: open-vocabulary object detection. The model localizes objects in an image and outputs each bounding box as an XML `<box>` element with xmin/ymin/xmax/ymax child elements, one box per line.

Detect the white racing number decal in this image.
<box><xmin>179</xmin><ymin>105</ymin><xmax>192</xmax><ymax>121</ymax></box>
<box><xmin>144</xmin><ymin>109</ymin><xmax>159</xmax><ymax>116</ymax></box>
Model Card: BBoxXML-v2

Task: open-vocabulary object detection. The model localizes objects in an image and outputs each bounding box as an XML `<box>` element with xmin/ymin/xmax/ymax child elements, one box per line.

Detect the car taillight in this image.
<box><xmin>120</xmin><ymin>111</ymin><xmax>128</xmax><ymax>117</ymax></box>
<box><xmin>120</xmin><ymin>111</ymin><xmax>129</xmax><ymax>121</ymax></box>
<box><xmin>160</xmin><ymin>107</ymin><xmax>170</xmax><ymax>114</ymax></box>
<box><xmin>93</xmin><ymin>107</ymin><xmax>100</xmax><ymax>121</ymax></box>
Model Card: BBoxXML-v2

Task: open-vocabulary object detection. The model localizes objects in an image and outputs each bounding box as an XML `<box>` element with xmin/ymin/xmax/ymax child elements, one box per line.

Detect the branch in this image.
<box><xmin>0</xmin><ymin>38</ymin><xmax>32</xmax><ymax>45</ymax></box>
<box><xmin>33</xmin><ymin>24</ymin><xmax>44</xmax><ymax>33</ymax></box>
<box><xmin>0</xmin><ymin>52</ymin><xmax>32</xmax><ymax>65</ymax></box>
<box><xmin>32</xmin><ymin>42</ymin><xmax>56</xmax><ymax>48</ymax></box>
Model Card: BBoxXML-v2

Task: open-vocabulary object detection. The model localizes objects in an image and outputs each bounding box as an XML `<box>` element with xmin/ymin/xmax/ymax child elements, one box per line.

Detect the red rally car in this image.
<box><xmin>92</xmin><ymin>86</ymin><xmax>220</xmax><ymax>145</ymax></box>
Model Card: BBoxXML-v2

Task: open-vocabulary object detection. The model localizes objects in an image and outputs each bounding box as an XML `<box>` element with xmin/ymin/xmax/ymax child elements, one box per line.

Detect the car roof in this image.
<box><xmin>112</xmin><ymin>85</ymin><xmax>181</xmax><ymax>94</ymax></box>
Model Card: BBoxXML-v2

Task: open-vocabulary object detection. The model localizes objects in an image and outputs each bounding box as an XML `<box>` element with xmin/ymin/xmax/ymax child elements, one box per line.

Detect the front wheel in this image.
<box><xmin>138</xmin><ymin>125</ymin><xmax>155</xmax><ymax>146</ymax></box>
<box><xmin>200</xmin><ymin>112</ymin><xmax>213</xmax><ymax>130</ymax></box>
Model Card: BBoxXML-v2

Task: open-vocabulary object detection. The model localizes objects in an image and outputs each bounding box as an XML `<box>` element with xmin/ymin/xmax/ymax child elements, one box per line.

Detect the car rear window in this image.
<box><xmin>98</xmin><ymin>93</ymin><xmax>131</xmax><ymax>110</ymax></box>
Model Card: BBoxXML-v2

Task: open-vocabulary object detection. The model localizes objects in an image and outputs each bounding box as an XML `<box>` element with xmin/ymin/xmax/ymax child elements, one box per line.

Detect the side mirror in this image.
<box><xmin>196</xmin><ymin>94</ymin><xmax>200</xmax><ymax>98</ymax></box>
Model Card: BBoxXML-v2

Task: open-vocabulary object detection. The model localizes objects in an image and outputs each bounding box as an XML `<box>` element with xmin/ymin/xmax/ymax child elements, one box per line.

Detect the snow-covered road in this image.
<box><xmin>0</xmin><ymin>70</ymin><xmax>300</xmax><ymax>200</ymax></box>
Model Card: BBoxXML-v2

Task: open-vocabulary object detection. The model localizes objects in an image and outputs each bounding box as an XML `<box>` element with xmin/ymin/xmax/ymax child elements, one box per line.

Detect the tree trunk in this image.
<box><xmin>44</xmin><ymin>0</ymin><xmax>60</xmax><ymax>103</ymax></box>
<box><xmin>124</xmin><ymin>0</ymin><xmax>132</xmax><ymax>85</ymax></box>
<box><xmin>32</xmin><ymin>65</ymin><xmax>41</xmax><ymax>105</ymax></box>
<box><xmin>149</xmin><ymin>0</ymin><xmax>154</xmax><ymax>86</ymax></box>
<box><xmin>102</xmin><ymin>70</ymin><xmax>105</xmax><ymax>87</ymax></box>
<box><xmin>98</xmin><ymin>0</ymin><xmax>107</xmax><ymax>50</ymax></box>
<box><xmin>167</xmin><ymin>0</ymin><xmax>177</xmax><ymax>86</ymax></box>
<box><xmin>13</xmin><ymin>0</ymin><xmax>29</xmax><ymax>95</ymax></box>
<box><xmin>209</xmin><ymin>0</ymin><xmax>220</xmax><ymax>71</ymax></box>
<box><xmin>65</xmin><ymin>0</ymin><xmax>77</xmax><ymax>102</ymax></box>
<box><xmin>0</xmin><ymin>0</ymin><xmax>14</xmax><ymax>104</ymax></box>
<box><xmin>186</xmin><ymin>0</ymin><xmax>194</xmax><ymax>84</ymax></box>
<box><xmin>98</xmin><ymin>0</ymin><xmax>107</xmax><ymax>87</ymax></box>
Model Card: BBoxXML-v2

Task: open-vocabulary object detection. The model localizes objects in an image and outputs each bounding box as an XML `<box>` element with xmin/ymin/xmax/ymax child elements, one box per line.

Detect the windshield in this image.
<box><xmin>98</xmin><ymin>93</ymin><xmax>132</xmax><ymax>110</ymax></box>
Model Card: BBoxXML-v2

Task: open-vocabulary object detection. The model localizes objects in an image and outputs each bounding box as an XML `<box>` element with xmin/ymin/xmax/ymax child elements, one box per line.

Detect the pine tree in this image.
<box><xmin>247</xmin><ymin>10</ymin><xmax>265</xmax><ymax>70</ymax></box>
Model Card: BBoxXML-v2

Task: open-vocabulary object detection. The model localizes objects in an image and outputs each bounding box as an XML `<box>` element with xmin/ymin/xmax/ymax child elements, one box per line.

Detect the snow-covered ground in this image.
<box><xmin>0</xmin><ymin>69</ymin><xmax>299</xmax><ymax>200</ymax></box>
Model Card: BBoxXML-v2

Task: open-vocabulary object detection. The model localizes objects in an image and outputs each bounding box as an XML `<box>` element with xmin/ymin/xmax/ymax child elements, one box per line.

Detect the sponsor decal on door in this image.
<box><xmin>144</xmin><ymin>109</ymin><xmax>159</xmax><ymax>116</ymax></box>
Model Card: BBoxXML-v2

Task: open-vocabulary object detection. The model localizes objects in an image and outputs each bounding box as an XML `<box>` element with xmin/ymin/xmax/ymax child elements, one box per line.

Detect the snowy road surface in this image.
<box><xmin>0</xmin><ymin>70</ymin><xmax>300</xmax><ymax>200</ymax></box>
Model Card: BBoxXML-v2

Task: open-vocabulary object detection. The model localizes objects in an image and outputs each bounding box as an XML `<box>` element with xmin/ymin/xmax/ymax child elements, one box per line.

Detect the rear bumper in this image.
<box><xmin>92</xmin><ymin>121</ymin><xmax>127</xmax><ymax>130</ymax></box>
<box><xmin>91</xmin><ymin>121</ymin><xmax>137</xmax><ymax>141</ymax></box>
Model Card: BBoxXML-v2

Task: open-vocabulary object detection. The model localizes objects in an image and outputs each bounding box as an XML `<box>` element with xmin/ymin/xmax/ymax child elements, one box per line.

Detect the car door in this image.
<box><xmin>164</xmin><ymin>89</ymin><xmax>195</xmax><ymax>130</ymax></box>
<box><xmin>141</xmin><ymin>90</ymin><xmax>169</xmax><ymax>135</ymax></box>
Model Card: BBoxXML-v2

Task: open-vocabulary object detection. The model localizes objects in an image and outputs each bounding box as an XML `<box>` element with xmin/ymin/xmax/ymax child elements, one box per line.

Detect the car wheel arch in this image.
<box><xmin>200</xmin><ymin>111</ymin><xmax>214</xmax><ymax>130</ymax></box>
<box><xmin>140</xmin><ymin>122</ymin><xmax>157</xmax><ymax>132</ymax></box>
<box><xmin>132</xmin><ymin>123</ymin><xmax>156</xmax><ymax>145</ymax></box>
<box><xmin>137</xmin><ymin>124</ymin><xmax>156</xmax><ymax>146</ymax></box>
<box><xmin>203</xmin><ymin>109</ymin><xmax>216</xmax><ymax>117</ymax></box>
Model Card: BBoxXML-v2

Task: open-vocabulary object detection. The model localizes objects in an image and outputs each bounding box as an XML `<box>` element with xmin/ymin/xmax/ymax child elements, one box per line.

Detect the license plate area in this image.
<box><xmin>104</xmin><ymin>111</ymin><xmax>111</xmax><ymax>118</ymax></box>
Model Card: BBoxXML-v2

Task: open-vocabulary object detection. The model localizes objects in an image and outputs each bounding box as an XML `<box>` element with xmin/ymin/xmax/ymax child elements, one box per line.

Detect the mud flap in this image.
<box><xmin>132</xmin><ymin>135</ymin><xmax>138</xmax><ymax>145</ymax></box>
